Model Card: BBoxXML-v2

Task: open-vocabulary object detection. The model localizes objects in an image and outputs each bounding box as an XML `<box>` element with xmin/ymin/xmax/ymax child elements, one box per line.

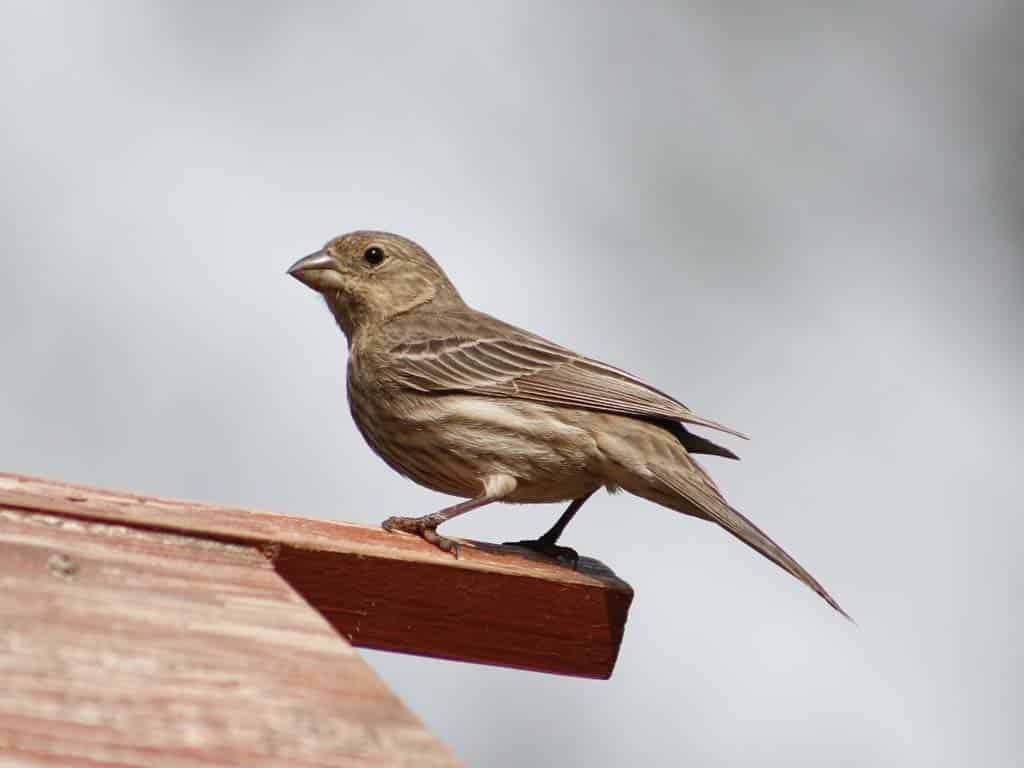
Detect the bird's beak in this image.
<box><xmin>288</xmin><ymin>249</ymin><xmax>334</xmax><ymax>277</ymax></box>
<box><xmin>287</xmin><ymin>249</ymin><xmax>340</xmax><ymax>291</ymax></box>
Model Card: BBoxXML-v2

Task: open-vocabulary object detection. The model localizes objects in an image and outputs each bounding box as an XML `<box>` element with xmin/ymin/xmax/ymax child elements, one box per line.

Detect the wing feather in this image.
<box><xmin>385</xmin><ymin>313</ymin><xmax>748</xmax><ymax>439</ymax></box>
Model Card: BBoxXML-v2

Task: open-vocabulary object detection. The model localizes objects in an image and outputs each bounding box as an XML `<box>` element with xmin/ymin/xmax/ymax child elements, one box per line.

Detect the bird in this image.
<box><xmin>288</xmin><ymin>230</ymin><xmax>847</xmax><ymax>617</ymax></box>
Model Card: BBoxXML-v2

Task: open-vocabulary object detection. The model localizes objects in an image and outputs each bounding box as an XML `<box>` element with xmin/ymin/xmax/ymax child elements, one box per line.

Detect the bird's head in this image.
<box><xmin>288</xmin><ymin>231</ymin><xmax>464</xmax><ymax>339</ymax></box>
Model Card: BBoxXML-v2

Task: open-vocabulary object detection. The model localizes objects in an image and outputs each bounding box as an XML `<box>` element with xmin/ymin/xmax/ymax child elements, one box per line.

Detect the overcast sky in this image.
<box><xmin>2</xmin><ymin>3</ymin><xmax>1021</xmax><ymax>766</ymax></box>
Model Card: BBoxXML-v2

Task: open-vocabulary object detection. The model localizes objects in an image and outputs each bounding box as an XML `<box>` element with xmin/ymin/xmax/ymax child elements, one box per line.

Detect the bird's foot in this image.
<box><xmin>503</xmin><ymin>538</ymin><xmax>579</xmax><ymax>568</ymax></box>
<box><xmin>382</xmin><ymin>515</ymin><xmax>460</xmax><ymax>558</ymax></box>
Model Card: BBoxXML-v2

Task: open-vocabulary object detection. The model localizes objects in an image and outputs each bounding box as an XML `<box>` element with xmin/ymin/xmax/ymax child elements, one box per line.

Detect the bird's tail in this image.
<box><xmin>644</xmin><ymin>463</ymin><xmax>850</xmax><ymax>619</ymax></box>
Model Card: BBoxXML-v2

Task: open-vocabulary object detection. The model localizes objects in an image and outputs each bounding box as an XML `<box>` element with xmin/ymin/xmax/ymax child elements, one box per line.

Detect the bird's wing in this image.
<box><xmin>385</xmin><ymin>313</ymin><xmax>747</xmax><ymax>439</ymax></box>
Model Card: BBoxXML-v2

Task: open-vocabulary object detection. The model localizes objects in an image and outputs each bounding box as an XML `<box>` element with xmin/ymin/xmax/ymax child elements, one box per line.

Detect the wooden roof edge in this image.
<box><xmin>0</xmin><ymin>472</ymin><xmax>631</xmax><ymax>591</ymax></box>
<box><xmin>0</xmin><ymin>471</ymin><xmax>634</xmax><ymax>679</ymax></box>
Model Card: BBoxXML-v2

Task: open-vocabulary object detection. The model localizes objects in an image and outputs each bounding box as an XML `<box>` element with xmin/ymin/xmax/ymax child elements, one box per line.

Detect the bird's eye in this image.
<box><xmin>363</xmin><ymin>246</ymin><xmax>386</xmax><ymax>266</ymax></box>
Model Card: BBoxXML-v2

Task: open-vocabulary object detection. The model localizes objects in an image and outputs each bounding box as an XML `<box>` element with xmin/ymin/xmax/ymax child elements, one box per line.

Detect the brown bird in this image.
<box><xmin>288</xmin><ymin>231</ymin><xmax>847</xmax><ymax>617</ymax></box>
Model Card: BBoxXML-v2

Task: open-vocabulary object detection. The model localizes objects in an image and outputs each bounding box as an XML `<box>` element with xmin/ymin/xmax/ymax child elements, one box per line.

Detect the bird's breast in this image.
<box><xmin>346</xmin><ymin>376</ymin><xmax>601</xmax><ymax>502</ymax></box>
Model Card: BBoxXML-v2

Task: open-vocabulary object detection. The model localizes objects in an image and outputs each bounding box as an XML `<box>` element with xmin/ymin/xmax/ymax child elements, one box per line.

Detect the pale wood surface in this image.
<box><xmin>0</xmin><ymin>505</ymin><xmax>458</xmax><ymax>768</ymax></box>
<box><xmin>0</xmin><ymin>472</ymin><xmax>633</xmax><ymax>679</ymax></box>
<box><xmin>0</xmin><ymin>504</ymin><xmax>460</xmax><ymax>767</ymax></box>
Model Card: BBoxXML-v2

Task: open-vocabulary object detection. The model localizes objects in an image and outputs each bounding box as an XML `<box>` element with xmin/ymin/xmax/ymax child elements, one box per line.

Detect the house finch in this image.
<box><xmin>288</xmin><ymin>231</ymin><xmax>846</xmax><ymax>617</ymax></box>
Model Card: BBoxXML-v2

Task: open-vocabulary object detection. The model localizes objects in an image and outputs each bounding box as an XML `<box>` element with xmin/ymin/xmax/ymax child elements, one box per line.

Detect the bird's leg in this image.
<box><xmin>504</xmin><ymin>491</ymin><xmax>595</xmax><ymax>567</ymax></box>
<box><xmin>383</xmin><ymin>496</ymin><xmax>494</xmax><ymax>557</ymax></box>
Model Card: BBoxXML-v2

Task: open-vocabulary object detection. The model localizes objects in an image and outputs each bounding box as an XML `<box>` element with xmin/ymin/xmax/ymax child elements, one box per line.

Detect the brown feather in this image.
<box><xmin>646</xmin><ymin>463</ymin><xmax>849</xmax><ymax>619</ymax></box>
<box><xmin>382</xmin><ymin>310</ymin><xmax>749</xmax><ymax>440</ymax></box>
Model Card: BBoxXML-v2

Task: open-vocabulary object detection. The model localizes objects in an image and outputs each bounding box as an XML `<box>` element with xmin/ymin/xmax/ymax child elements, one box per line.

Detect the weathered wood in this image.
<box><xmin>0</xmin><ymin>506</ymin><xmax>459</xmax><ymax>767</ymax></box>
<box><xmin>0</xmin><ymin>473</ymin><xmax>633</xmax><ymax>678</ymax></box>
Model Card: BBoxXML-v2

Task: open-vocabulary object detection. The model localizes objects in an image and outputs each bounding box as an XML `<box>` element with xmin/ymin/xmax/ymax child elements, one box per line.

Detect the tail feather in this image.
<box><xmin>656</xmin><ymin>420</ymin><xmax>740</xmax><ymax>460</ymax></box>
<box><xmin>648</xmin><ymin>464</ymin><xmax>850</xmax><ymax>619</ymax></box>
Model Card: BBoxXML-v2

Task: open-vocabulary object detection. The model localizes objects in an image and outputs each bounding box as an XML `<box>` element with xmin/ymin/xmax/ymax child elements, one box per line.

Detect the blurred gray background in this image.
<box><xmin>2</xmin><ymin>2</ymin><xmax>1021</xmax><ymax>765</ymax></box>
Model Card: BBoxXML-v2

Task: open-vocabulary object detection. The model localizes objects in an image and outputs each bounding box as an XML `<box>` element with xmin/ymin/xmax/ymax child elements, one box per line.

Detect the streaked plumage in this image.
<box><xmin>288</xmin><ymin>230</ymin><xmax>847</xmax><ymax>617</ymax></box>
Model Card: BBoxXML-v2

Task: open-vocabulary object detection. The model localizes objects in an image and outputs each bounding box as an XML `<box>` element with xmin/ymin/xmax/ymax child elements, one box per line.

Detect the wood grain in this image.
<box><xmin>0</xmin><ymin>505</ymin><xmax>459</xmax><ymax>767</ymax></box>
<box><xmin>0</xmin><ymin>473</ymin><xmax>633</xmax><ymax>678</ymax></box>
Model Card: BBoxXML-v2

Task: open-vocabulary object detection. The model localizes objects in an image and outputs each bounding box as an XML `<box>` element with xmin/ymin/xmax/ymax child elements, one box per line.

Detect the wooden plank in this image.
<box><xmin>0</xmin><ymin>506</ymin><xmax>460</xmax><ymax>767</ymax></box>
<box><xmin>0</xmin><ymin>473</ymin><xmax>634</xmax><ymax>678</ymax></box>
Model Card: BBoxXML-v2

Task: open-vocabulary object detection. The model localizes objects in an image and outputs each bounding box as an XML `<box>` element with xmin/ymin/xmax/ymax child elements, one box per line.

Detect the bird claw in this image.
<box><xmin>382</xmin><ymin>515</ymin><xmax>460</xmax><ymax>559</ymax></box>
<box><xmin>503</xmin><ymin>538</ymin><xmax>579</xmax><ymax>569</ymax></box>
<box><xmin>421</xmin><ymin>525</ymin><xmax>461</xmax><ymax>558</ymax></box>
